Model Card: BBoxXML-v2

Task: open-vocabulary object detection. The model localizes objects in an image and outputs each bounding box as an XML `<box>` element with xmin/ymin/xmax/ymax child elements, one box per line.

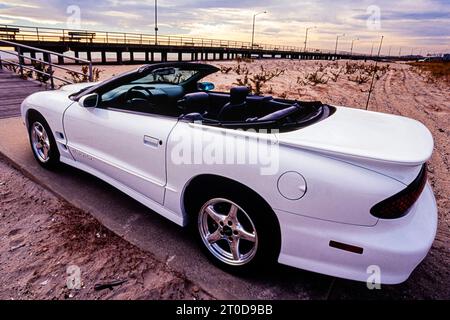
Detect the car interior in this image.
<box><xmin>88</xmin><ymin>64</ymin><xmax>332</xmax><ymax>130</ymax></box>
<box><xmin>100</xmin><ymin>84</ymin><xmax>329</xmax><ymax>128</ymax></box>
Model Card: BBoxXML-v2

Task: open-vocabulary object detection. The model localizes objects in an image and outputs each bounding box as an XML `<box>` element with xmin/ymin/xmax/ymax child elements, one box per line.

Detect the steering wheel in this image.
<box><xmin>124</xmin><ymin>86</ymin><xmax>153</xmax><ymax>103</ymax></box>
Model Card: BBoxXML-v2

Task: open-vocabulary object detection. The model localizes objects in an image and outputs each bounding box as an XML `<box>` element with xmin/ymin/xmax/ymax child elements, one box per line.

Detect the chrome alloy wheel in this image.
<box><xmin>198</xmin><ymin>198</ymin><xmax>258</xmax><ymax>266</ymax></box>
<box><xmin>30</xmin><ymin>121</ymin><xmax>51</xmax><ymax>163</ymax></box>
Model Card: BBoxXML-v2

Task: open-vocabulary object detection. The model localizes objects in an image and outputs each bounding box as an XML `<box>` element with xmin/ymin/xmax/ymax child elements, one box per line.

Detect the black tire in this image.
<box><xmin>28</xmin><ymin>113</ymin><xmax>60</xmax><ymax>169</ymax></box>
<box><xmin>191</xmin><ymin>185</ymin><xmax>281</xmax><ymax>274</ymax></box>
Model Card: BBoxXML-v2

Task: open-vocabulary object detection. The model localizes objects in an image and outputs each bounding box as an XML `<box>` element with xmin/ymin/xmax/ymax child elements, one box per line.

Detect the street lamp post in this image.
<box><xmin>251</xmin><ymin>11</ymin><xmax>267</xmax><ymax>48</ymax></box>
<box><xmin>334</xmin><ymin>33</ymin><xmax>345</xmax><ymax>54</ymax></box>
<box><xmin>350</xmin><ymin>38</ymin><xmax>359</xmax><ymax>55</ymax></box>
<box><xmin>154</xmin><ymin>0</ymin><xmax>158</xmax><ymax>45</ymax></box>
<box><xmin>370</xmin><ymin>42</ymin><xmax>375</xmax><ymax>56</ymax></box>
<box><xmin>304</xmin><ymin>26</ymin><xmax>316</xmax><ymax>52</ymax></box>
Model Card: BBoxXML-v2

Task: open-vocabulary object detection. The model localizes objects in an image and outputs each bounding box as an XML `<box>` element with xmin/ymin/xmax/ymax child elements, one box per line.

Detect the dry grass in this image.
<box><xmin>409</xmin><ymin>61</ymin><xmax>450</xmax><ymax>83</ymax></box>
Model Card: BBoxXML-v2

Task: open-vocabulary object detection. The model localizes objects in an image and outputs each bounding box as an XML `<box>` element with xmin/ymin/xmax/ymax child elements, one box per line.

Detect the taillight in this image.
<box><xmin>370</xmin><ymin>164</ymin><xmax>428</xmax><ymax>219</ymax></box>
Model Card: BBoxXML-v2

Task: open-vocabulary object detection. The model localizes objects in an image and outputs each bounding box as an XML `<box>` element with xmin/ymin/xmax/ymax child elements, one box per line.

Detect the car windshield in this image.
<box><xmin>131</xmin><ymin>68</ymin><xmax>199</xmax><ymax>85</ymax></box>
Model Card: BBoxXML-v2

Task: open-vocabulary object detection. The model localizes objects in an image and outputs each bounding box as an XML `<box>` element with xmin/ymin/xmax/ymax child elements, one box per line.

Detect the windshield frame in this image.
<box><xmin>71</xmin><ymin>62</ymin><xmax>219</xmax><ymax>101</ymax></box>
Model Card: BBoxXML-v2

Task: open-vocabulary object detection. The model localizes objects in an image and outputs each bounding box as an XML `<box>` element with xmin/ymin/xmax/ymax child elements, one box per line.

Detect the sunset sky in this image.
<box><xmin>0</xmin><ymin>0</ymin><xmax>449</xmax><ymax>55</ymax></box>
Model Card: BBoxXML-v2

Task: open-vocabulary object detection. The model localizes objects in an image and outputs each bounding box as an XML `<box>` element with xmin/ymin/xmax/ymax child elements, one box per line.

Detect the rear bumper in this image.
<box><xmin>276</xmin><ymin>183</ymin><xmax>438</xmax><ymax>284</ymax></box>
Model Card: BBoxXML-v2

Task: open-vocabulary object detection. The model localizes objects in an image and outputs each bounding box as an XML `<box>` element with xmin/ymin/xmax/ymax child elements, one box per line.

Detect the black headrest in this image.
<box><xmin>178</xmin><ymin>92</ymin><xmax>209</xmax><ymax>111</ymax></box>
<box><xmin>230</xmin><ymin>86</ymin><xmax>249</xmax><ymax>105</ymax></box>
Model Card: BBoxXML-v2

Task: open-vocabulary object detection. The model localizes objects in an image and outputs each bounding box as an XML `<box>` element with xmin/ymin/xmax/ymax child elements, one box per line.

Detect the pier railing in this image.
<box><xmin>0</xmin><ymin>39</ymin><xmax>93</xmax><ymax>89</ymax></box>
<box><xmin>0</xmin><ymin>24</ymin><xmax>354</xmax><ymax>55</ymax></box>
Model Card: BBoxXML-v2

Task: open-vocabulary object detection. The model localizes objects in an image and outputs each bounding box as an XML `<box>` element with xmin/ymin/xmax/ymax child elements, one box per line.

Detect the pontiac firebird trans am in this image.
<box><xmin>21</xmin><ymin>62</ymin><xmax>437</xmax><ymax>284</ymax></box>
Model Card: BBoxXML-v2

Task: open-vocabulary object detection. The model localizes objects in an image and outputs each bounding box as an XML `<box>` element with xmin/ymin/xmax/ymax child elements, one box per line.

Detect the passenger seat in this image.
<box><xmin>218</xmin><ymin>87</ymin><xmax>249</xmax><ymax>121</ymax></box>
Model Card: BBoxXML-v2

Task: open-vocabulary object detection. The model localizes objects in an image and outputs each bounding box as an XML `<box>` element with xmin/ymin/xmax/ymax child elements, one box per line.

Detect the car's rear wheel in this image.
<box><xmin>28</xmin><ymin>114</ymin><xmax>60</xmax><ymax>169</ymax></box>
<box><xmin>194</xmin><ymin>187</ymin><xmax>280</xmax><ymax>272</ymax></box>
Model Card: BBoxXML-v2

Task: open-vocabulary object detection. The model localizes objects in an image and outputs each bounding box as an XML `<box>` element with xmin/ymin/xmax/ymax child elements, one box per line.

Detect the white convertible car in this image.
<box><xmin>21</xmin><ymin>62</ymin><xmax>437</xmax><ymax>284</ymax></box>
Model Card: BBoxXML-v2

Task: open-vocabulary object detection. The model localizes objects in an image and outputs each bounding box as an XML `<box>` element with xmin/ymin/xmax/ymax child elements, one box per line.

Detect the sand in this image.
<box><xmin>0</xmin><ymin>159</ymin><xmax>210</xmax><ymax>300</ymax></box>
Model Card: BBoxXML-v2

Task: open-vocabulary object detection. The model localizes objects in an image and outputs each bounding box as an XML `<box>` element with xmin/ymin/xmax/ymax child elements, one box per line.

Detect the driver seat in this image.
<box><xmin>177</xmin><ymin>92</ymin><xmax>210</xmax><ymax>115</ymax></box>
<box><xmin>218</xmin><ymin>86</ymin><xmax>249</xmax><ymax>121</ymax></box>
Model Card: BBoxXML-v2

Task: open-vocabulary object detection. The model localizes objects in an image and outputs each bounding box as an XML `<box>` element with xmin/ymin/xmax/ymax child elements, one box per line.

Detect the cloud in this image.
<box><xmin>0</xmin><ymin>0</ymin><xmax>448</xmax><ymax>53</ymax></box>
<box><xmin>102</xmin><ymin>11</ymin><xmax>141</xmax><ymax>19</ymax></box>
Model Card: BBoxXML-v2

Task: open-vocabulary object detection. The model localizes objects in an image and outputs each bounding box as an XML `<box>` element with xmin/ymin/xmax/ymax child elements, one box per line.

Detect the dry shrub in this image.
<box><xmin>329</xmin><ymin>67</ymin><xmax>344</xmax><ymax>82</ymax></box>
<box><xmin>3</xmin><ymin>60</ymin><xmax>53</xmax><ymax>84</ymax></box>
<box><xmin>66</xmin><ymin>65</ymin><xmax>104</xmax><ymax>83</ymax></box>
<box><xmin>32</xmin><ymin>61</ymin><xmax>53</xmax><ymax>83</ymax></box>
<box><xmin>219</xmin><ymin>65</ymin><xmax>233</xmax><ymax>74</ymax></box>
<box><xmin>344</xmin><ymin>62</ymin><xmax>390</xmax><ymax>85</ymax></box>
<box><xmin>348</xmin><ymin>73</ymin><xmax>370</xmax><ymax>84</ymax></box>
<box><xmin>234</xmin><ymin>64</ymin><xmax>285</xmax><ymax>95</ymax></box>
<box><xmin>302</xmin><ymin>70</ymin><xmax>329</xmax><ymax>86</ymax></box>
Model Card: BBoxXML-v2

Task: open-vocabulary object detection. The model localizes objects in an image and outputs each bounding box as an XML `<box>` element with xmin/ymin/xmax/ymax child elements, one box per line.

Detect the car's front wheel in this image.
<box><xmin>195</xmin><ymin>188</ymin><xmax>280</xmax><ymax>272</ymax></box>
<box><xmin>28</xmin><ymin>114</ymin><xmax>60</xmax><ymax>169</ymax></box>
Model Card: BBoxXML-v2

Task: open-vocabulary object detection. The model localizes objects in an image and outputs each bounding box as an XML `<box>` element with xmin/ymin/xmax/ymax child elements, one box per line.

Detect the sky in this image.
<box><xmin>0</xmin><ymin>0</ymin><xmax>449</xmax><ymax>55</ymax></box>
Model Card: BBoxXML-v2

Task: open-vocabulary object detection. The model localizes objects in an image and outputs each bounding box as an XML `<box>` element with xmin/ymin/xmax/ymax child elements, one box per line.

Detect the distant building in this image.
<box><xmin>443</xmin><ymin>54</ymin><xmax>450</xmax><ymax>61</ymax></box>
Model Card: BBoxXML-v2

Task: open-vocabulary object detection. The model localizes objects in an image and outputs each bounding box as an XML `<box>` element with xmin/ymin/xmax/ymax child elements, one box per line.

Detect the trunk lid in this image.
<box><xmin>276</xmin><ymin>106</ymin><xmax>433</xmax><ymax>183</ymax></box>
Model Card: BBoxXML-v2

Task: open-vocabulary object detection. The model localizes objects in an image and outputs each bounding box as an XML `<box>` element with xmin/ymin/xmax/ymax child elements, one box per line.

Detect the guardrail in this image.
<box><xmin>0</xmin><ymin>24</ymin><xmax>358</xmax><ymax>56</ymax></box>
<box><xmin>0</xmin><ymin>39</ymin><xmax>93</xmax><ymax>89</ymax></box>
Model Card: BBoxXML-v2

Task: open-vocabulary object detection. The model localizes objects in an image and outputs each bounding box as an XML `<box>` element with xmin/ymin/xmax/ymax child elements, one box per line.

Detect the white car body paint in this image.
<box><xmin>20</xmin><ymin>80</ymin><xmax>438</xmax><ymax>284</ymax></box>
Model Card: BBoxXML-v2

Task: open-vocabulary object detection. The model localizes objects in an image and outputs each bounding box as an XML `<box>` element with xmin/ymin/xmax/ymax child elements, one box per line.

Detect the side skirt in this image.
<box><xmin>60</xmin><ymin>156</ymin><xmax>185</xmax><ymax>227</ymax></box>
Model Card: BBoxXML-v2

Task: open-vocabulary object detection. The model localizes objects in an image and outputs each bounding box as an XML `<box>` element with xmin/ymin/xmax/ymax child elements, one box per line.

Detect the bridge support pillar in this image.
<box><xmin>178</xmin><ymin>52</ymin><xmax>183</xmax><ymax>61</ymax></box>
<box><xmin>74</xmin><ymin>51</ymin><xmax>80</xmax><ymax>64</ymax></box>
<box><xmin>161</xmin><ymin>52</ymin><xmax>167</xmax><ymax>62</ymax></box>
<box><xmin>58</xmin><ymin>55</ymin><xmax>64</xmax><ymax>65</ymax></box>
<box><xmin>219</xmin><ymin>52</ymin><xmax>224</xmax><ymax>60</ymax></box>
<box><xmin>129</xmin><ymin>51</ymin><xmax>134</xmax><ymax>62</ymax></box>
<box><xmin>43</xmin><ymin>52</ymin><xmax>50</xmax><ymax>64</ymax></box>
<box><xmin>101</xmin><ymin>51</ymin><xmax>107</xmax><ymax>64</ymax></box>
<box><xmin>86</xmin><ymin>51</ymin><xmax>92</xmax><ymax>62</ymax></box>
<box><xmin>25</xmin><ymin>51</ymin><xmax>36</xmax><ymax>65</ymax></box>
<box><xmin>151</xmin><ymin>52</ymin><xmax>154</xmax><ymax>62</ymax></box>
<box><xmin>116</xmin><ymin>52</ymin><xmax>122</xmax><ymax>64</ymax></box>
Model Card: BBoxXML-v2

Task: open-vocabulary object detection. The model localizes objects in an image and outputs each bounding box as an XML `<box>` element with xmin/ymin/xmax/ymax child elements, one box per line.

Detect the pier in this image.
<box><xmin>0</xmin><ymin>24</ymin><xmax>391</xmax><ymax>65</ymax></box>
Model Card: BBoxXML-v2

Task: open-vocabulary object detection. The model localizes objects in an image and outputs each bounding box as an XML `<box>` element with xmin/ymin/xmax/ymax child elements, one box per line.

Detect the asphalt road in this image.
<box><xmin>0</xmin><ymin>116</ymin><xmax>369</xmax><ymax>299</ymax></box>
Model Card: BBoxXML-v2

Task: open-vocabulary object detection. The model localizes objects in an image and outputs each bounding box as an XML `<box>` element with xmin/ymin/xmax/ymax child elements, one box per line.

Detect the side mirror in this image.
<box><xmin>78</xmin><ymin>93</ymin><xmax>99</xmax><ymax>108</ymax></box>
<box><xmin>197</xmin><ymin>82</ymin><xmax>215</xmax><ymax>92</ymax></box>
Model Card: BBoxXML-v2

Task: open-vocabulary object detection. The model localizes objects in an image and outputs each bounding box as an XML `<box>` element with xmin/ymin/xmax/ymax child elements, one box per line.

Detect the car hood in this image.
<box><xmin>275</xmin><ymin>106</ymin><xmax>434</xmax><ymax>182</ymax></box>
<box><xmin>60</xmin><ymin>82</ymin><xmax>100</xmax><ymax>94</ymax></box>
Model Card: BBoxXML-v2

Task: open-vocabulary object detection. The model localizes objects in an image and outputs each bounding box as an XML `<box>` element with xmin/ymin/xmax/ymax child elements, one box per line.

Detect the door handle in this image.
<box><xmin>143</xmin><ymin>135</ymin><xmax>161</xmax><ymax>148</ymax></box>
